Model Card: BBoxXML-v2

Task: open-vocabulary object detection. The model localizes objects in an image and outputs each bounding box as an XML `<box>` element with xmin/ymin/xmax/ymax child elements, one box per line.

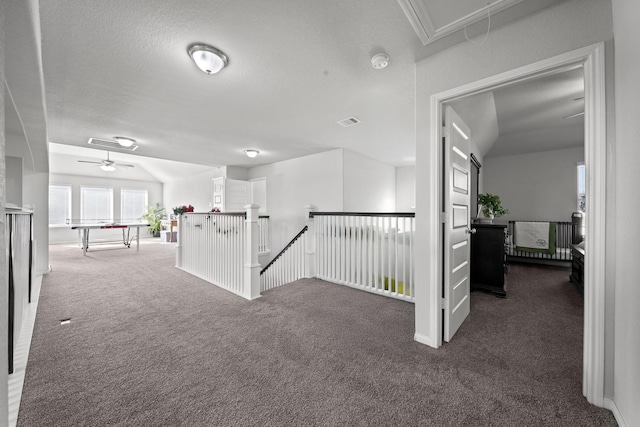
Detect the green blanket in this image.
<box><xmin>516</xmin><ymin>222</ymin><xmax>556</xmax><ymax>255</ymax></box>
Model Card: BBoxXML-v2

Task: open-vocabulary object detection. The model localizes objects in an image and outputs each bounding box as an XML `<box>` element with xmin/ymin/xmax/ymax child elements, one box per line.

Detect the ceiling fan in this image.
<box><xmin>77</xmin><ymin>151</ymin><xmax>134</xmax><ymax>171</ymax></box>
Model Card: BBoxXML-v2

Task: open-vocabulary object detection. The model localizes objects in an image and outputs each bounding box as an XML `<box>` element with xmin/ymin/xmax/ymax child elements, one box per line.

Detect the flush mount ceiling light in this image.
<box><xmin>371</xmin><ymin>53</ymin><xmax>390</xmax><ymax>69</ymax></box>
<box><xmin>244</xmin><ymin>149</ymin><xmax>259</xmax><ymax>158</ymax></box>
<box><xmin>188</xmin><ymin>43</ymin><xmax>228</xmax><ymax>74</ymax></box>
<box><xmin>114</xmin><ymin>136</ymin><xmax>136</xmax><ymax>148</ymax></box>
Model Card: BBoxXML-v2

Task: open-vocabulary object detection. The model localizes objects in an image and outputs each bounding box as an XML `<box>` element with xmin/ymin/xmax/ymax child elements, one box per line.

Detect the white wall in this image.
<box><xmin>483</xmin><ymin>147</ymin><xmax>583</xmax><ymax>222</ymax></box>
<box><xmin>6</xmin><ymin>155</ymin><xmax>23</xmax><ymax>206</ymax></box>
<box><xmin>247</xmin><ymin>149</ymin><xmax>344</xmax><ymax>258</ymax></box>
<box><xmin>5</xmin><ymin>133</ymin><xmax>50</xmax><ymax>272</ymax></box>
<box><xmin>343</xmin><ymin>150</ymin><xmax>396</xmax><ymax>212</ymax></box>
<box><xmin>163</xmin><ymin>149</ymin><xmax>400</xmax><ymax>263</ymax></box>
<box><xmin>0</xmin><ymin>0</ymin><xmax>8</xmax><ymax>417</ymax></box>
<box><xmin>611</xmin><ymin>0</ymin><xmax>640</xmax><ymax>425</ymax></box>
<box><xmin>414</xmin><ymin>0</ymin><xmax>613</xmax><ymax>368</ymax></box>
<box><xmin>25</xmin><ymin>172</ymin><xmax>50</xmax><ymax>273</ymax></box>
<box><xmin>49</xmin><ymin>173</ymin><xmax>163</xmax><ymax>244</ymax></box>
<box><xmin>396</xmin><ymin>166</ymin><xmax>415</xmax><ymax>211</ymax></box>
<box><xmin>163</xmin><ymin>168</ymin><xmax>223</xmax><ymax>214</ymax></box>
<box><xmin>223</xmin><ymin>166</ymin><xmax>249</xmax><ymax>181</ymax></box>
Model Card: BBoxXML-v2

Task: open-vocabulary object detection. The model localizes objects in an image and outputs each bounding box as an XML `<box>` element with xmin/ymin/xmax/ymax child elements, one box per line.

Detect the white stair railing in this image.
<box><xmin>260</xmin><ymin>226</ymin><xmax>308</xmax><ymax>292</ymax></box>
<box><xmin>258</xmin><ymin>215</ymin><xmax>270</xmax><ymax>255</ymax></box>
<box><xmin>176</xmin><ymin>205</ymin><xmax>261</xmax><ymax>300</ymax></box>
<box><xmin>308</xmin><ymin>212</ymin><xmax>415</xmax><ymax>302</ymax></box>
<box><xmin>6</xmin><ymin>210</ymin><xmax>34</xmax><ymax>374</ymax></box>
<box><xmin>176</xmin><ymin>206</ymin><xmax>415</xmax><ymax>302</ymax></box>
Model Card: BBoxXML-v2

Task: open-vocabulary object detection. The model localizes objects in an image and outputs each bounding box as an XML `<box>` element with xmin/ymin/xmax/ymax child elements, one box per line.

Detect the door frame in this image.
<box><xmin>425</xmin><ymin>43</ymin><xmax>606</xmax><ymax>406</ymax></box>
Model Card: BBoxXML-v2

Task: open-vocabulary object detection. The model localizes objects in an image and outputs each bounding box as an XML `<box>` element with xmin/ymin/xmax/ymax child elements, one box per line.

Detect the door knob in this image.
<box><xmin>466</xmin><ymin>227</ymin><xmax>476</xmax><ymax>234</ymax></box>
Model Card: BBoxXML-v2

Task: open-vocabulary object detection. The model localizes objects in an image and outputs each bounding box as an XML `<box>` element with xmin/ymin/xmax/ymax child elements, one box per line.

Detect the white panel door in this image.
<box><xmin>212</xmin><ymin>177</ymin><xmax>225</xmax><ymax>211</ymax></box>
<box><xmin>443</xmin><ymin>105</ymin><xmax>473</xmax><ymax>342</ymax></box>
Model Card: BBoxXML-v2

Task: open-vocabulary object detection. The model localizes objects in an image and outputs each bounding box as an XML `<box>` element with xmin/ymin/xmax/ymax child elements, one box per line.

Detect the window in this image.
<box><xmin>577</xmin><ymin>163</ymin><xmax>586</xmax><ymax>213</ymax></box>
<box><xmin>81</xmin><ymin>186</ymin><xmax>113</xmax><ymax>223</ymax></box>
<box><xmin>49</xmin><ymin>185</ymin><xmax>72</xmax><ymax>225</ymax></box>
<box><xmin>121</xmin><ymin>189</ymin><xmax>148</xmax><ymax>222</ymax></box>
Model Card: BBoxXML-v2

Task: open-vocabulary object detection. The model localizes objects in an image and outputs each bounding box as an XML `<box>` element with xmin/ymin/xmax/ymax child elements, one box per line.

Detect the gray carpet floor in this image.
<box><xmin>17</xmin><ymin>242</ymin><xmax>616</xmax><ymax>426</ymax></box>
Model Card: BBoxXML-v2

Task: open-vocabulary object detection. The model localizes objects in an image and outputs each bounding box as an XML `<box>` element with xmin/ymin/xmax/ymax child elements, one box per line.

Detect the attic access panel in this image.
<box><xmin>398</xmin><ymin>0</ymin><xmax>526</xmax><ymax>45</ymax></box>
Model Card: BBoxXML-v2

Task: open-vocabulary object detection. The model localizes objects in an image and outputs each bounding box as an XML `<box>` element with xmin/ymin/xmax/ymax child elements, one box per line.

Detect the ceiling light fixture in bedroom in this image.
<box><xmin>244</xmin><ymin>149</ymin><xmax>259</xmax><ymax>158</ymax></box>
<box><xmin>188</xmin><ymin>43</ymin><xmax>228</xmax><ymax>74</ymax></box>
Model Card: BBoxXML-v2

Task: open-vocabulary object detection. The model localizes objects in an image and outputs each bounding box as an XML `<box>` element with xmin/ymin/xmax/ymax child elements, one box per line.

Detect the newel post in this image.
<box><xmin>175</xmin><ymin>214</ymin><xmax>182</xmax><ymax>268</ymax></box>
<box><xmin>244</xmin><ymin>204</ymin><xmax>261</xmax><ymax>300</ymax></box>
<box><xmin>304</xmin><ymin>205</ymin><xmax>316</xmax><ymax>278</ymax></box>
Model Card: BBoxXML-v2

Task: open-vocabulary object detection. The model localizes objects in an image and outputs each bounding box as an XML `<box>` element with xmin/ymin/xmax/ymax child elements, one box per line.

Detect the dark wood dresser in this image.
<box><xmin>570</xmin><ymin>243</ymin><xmax>585</xmax><ymax>295</ymax></box>
<box><xmin>470</xmin><ymin>223</ymin><xmax>507</xmax><ymax>297</ymax></box>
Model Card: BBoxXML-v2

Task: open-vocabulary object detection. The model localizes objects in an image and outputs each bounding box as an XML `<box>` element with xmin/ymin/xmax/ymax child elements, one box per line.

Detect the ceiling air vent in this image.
<box><xmin>88</xmin><ymin>138</ymin><xmax>139</xmax><ymax>152</ymax></box>
<box><xmin>337</xmin><ymin>117</ymin><xmax>360</xmax><ymax>127</ymax></box>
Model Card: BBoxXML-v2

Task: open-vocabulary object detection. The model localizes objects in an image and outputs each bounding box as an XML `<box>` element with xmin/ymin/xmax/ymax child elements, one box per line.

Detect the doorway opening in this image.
<box><xmin>426</xmin><ymin>43</ymin><xmax>606</xmax><ymax>406</ymax></box>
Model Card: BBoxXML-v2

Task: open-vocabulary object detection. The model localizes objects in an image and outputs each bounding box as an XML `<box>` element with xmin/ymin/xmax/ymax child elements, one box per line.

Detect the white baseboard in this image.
<box><xmin>414</xmin><ymin>332</ymin><xmax>437</xmax><ymax>348</ymax></box>
<box><xmin>604</xmin><ymin>398</ymin><xmax>626</xmax><ymax>427</ymax></box>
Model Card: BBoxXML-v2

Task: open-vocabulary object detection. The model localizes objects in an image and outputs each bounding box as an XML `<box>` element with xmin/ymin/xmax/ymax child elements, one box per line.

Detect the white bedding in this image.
<box><xmin>515</xmin><ymin>221</ymin><xmax>551</xmax><ymax>250</ymax></box>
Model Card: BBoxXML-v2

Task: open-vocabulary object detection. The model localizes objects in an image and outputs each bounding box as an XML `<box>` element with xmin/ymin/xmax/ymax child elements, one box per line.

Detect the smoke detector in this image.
<box><xmin>371</xmin><ymin>53</ymin><xmax>390</xmax><ymax>69</ymax></box>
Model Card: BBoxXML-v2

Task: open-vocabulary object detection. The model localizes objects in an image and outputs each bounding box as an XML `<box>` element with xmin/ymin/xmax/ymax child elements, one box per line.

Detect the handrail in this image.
<box><xmin>184</xmin><ymin>211</ymin><xmax>246</xmax><ymax>217</ymax></box>
<box><xmin>182</xmin><ymin>212</ymin><xmax>270</xmax><ymax>219</ymax></box>
<box><xmin>260</xmin><ymin>226</ymin><xmax>308</xmax><ymax>275</ymax></box>
<box><xmin>309</xmin><ymin>212</ymin><xmax>415</xmax><ymax>218</ymax></box>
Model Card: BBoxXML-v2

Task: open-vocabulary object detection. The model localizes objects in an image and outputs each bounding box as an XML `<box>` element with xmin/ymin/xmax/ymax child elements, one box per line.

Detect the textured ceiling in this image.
<box><xmin>7</xmin><ymin>0</ymin><xmax>568</xmax><ymax>176</ymax></box>
<box><xmin>39</xmin><ymin>0</ymin><xmax>421</xmax><ymax>168</ymax></box>
<box><xmin>450</xmin><ymin>67</ymin><xmax>584</xmax><ymax>159</ymax></box>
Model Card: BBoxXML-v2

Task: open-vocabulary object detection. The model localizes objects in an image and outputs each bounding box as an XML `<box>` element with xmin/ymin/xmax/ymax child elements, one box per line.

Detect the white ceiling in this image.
<box><xmin>8</xmin><ymin>0</ymin><xmax>569</xmax><ymax>176</ymax></box>
<box><xmin>48</xmin><ymin>143</ymin><xmax>214</xmax><ymax>183</ymax></box>
<box><xmin>450</xmin><ymin>66</ymin><xmax>584</xmax><ymax>159</ymax></box>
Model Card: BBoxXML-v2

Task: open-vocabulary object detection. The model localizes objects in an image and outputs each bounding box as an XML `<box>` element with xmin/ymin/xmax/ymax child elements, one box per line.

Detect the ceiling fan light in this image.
<box><xmin>244</xmin><ymin>149</ymin><xmax>259</xmax><ymax>158</ymax></box>
<box><xmin>100</xmin><ymin>164</ymin><xmax>116</xmax><ymax>172</ymax></box>
<box><xmin>188</xmin><ymin>43</ymin><xmax>228</xmax><ymax>74</ymax></box>
<box><xmin>114</xmin><ymin>136</ymin><xmax>136</xmax><ymax>147</ymax></box>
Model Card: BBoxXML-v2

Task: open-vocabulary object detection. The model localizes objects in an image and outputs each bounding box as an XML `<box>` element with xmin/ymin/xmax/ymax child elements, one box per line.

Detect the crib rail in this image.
<box><xmin>309</xmin><ymin>212</ymin><xmax>415</xmax><ymax>302</ymax></box>
<box><xmin>260</xmin><ymin>226</ymin><xmax>307</xmax><ymax>291</ymax></box>
<box><xmin>507</xmin><ymin>221</ymin><xmax>573</xmax><ymax>262</ymax></box>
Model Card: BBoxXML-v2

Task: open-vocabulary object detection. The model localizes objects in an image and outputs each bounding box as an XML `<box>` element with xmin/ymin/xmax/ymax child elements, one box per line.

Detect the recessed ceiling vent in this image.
<box><xmin>88</xmin><ymin>138</ymin><xmax>139</xmax><ymax>152</ymax></box>
<box><xmin>337</xmin><ymin>117</ymin><xmax>361</xmax><ymax>127</ymax></box>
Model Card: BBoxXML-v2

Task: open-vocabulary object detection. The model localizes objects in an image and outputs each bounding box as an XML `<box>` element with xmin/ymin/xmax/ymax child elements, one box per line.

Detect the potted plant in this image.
<box><xmin>141</xmin><ymin>203</ymin><xmax>166</xmax><ymax>237</ymax></box>
<box><xmin>477</xmin><ymin>193</ymin><xmax>509</xmax><ymax>223</ymax></box>
<box><xmin>173</xmin><ymin>204</ymin><xmax>194</xmax><ymax>216</ymax></box>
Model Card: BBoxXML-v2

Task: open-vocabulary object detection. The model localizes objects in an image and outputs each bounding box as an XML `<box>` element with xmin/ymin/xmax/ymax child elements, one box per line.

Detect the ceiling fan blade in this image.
<box><xmin>77</xmin><ymin>160</ymin><xmax>103</xmax><ymax>165</ymax></box>
<box><xmin>115</xmin><ymin>163</ymin><xmax>135</xmax><ymax>168</ymax></box>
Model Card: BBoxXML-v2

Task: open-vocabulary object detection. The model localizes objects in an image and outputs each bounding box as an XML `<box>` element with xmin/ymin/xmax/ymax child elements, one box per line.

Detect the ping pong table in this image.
<box><xmin>70</xmin><ymin>222</ymin><xmax>150</xmax><ymax>256</ymax></box>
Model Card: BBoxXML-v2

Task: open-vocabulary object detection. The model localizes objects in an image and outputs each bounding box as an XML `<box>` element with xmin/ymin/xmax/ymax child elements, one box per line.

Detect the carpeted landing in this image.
<box><xmin>17</xmin><ymin>242</ymin><xmax>616</xmax><ymax>426</ymax></box>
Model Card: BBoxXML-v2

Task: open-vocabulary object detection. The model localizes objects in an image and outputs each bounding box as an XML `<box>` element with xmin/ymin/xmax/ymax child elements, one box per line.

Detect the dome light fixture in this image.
<box><xmin>188</xmin><ymin>43</ymin><xmax>228</xmax><ymax>74</ymax></box>
<box><xmin>114</xmin><ymin>136</ymin><xmax>136</xmax><ymax>148</ymax></box>
<box><xmin>100</xmin><ymin>164</ymin><xmax>116</xmax><ymax>172</ymax></box>
<box><xmin>244</xmin><ymin>149</ymin><xmax>259</xmax><ymax>158</ymax></box>
<box><xmin>371</xmin><ymin>53</ymin><xmax>390</xmax><ymax>69</ymax></box>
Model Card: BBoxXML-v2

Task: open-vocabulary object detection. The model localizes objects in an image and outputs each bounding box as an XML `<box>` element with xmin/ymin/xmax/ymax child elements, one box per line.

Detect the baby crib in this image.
<box><xmin>505</xmin><ymin>221</ymin><xmax>575</xmax><ymax>264</ymax></box>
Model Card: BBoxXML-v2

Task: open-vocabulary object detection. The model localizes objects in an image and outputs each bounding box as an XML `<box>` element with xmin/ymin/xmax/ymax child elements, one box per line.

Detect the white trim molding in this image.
<box><xmin>427</xmin><ymin>43</ymin><xmax>607</xmax><ymax>406</ymax></box>
<box><xmin>582</xmin><ymin>42</ymin><xmax>607</xmax><ymax>408</ymax></box>
<box><xmin>604</xmin><ymin>398</ymin><xmax>627</xmax><ymax>427</ymax></box>
<box><xmin>397</xmin><ymin>0</ymin><xmax>525</xmax><ymax>45</ymax></box>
